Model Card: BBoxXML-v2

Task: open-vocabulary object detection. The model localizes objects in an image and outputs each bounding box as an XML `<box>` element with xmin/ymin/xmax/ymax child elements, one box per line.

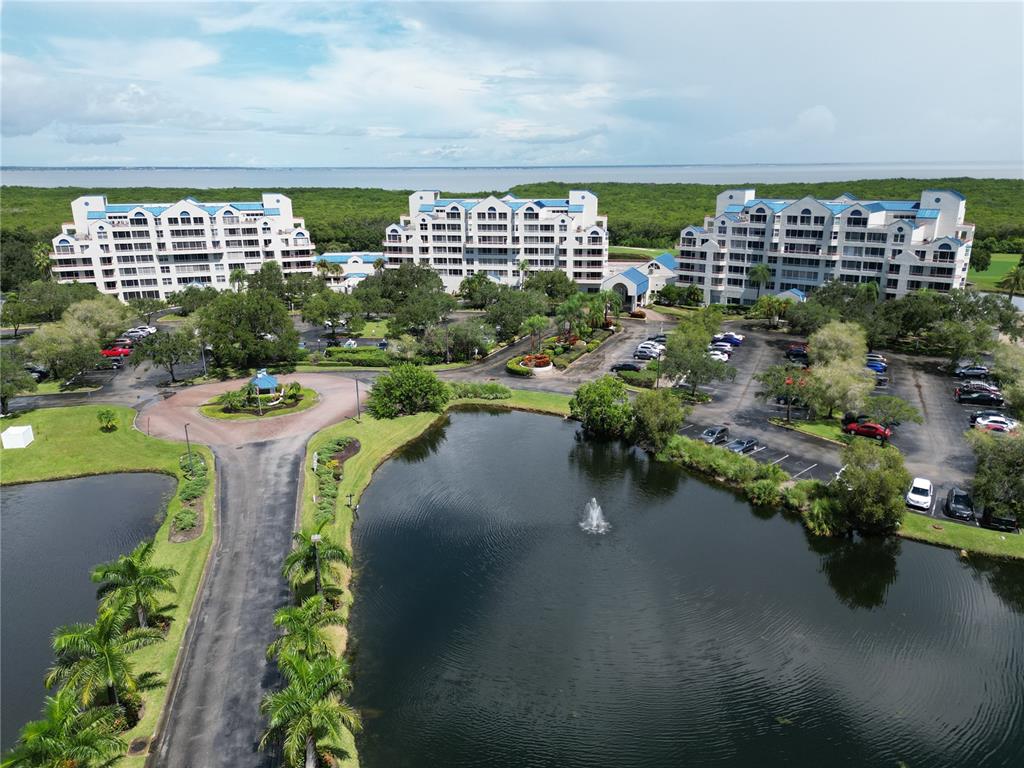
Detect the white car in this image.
<box><xmin>974</xmin><ymin>415</ymin><xmax>1019</xmax><ymax>432</ymax></box>
<box><xmin>130</xmin><ymin>326</ymin><xmax>157</xmax><ymax>336</ymax></box>
<box><xmin>905</xmin><ymin>477</ymin><xmax>934</xmax><ymax>511</ymax></box>
<box><xmin>343</xmin><ymin>338</ymin><xmax>358</xmax><ymax>349</ymax></box>
<box><xmin>866</xmin><ymin>353</ymin><xmax>888</xmax><ymax>364</ymax></box>
<box><xmin>708</xmin><ymin>350</ymin><xmax>730</xmax><ymax>362</ymax></box>
<box><xmin>637</xmin><ymin>341</ymin><xmax>665</xmax><ymax>353</ymax></box>
<box><xmin>709</xmin><ymin>342</ymin><xmax>734</xmax><ymax>353</ymax></box>
<box><xmin>716</xmin><ymin>331</ymin><xmax>745</xmax><ymax>342</ymax></box>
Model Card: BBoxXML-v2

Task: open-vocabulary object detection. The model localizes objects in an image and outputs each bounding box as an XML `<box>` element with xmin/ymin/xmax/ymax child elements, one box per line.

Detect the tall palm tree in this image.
<box><xmin>748</xmin><ymin>263</ymin><xmax>773</xmax><ymax>299</ymax></box>
<box><xmin>555</xmin><ymin>294</ymin><xmax>587</xmax><ymax>341</ymax></box>
<box><xmin>517</xmin><ymin>258</ymin><xmax>531</xmax><ymax>289</ymax></box>
<box><xmin>259</xmin><ymin>653</ymin><xmax>362</xmax><ymax>768</ymax></box>
<box><xmin>266</xmin><ymin>595</ymin><xmax>344</xmax><ymax>662</ymax></box>
<box><xmin>996</xmin><ymin>263</ymin><xmax>1024</xmax><ymax>301</ymax></box>
<box><xmin>229</xmin><ymin>268</ymin><xmax>248</xmax><ymax>292</ymax></box>
<box><xmin>45</xmin><ymin>600</ymin><xmax>163</xmax><ymax>709</ymax></box>
<box><xmin>595</xmin><ymin>289</ymin><xmax>622</xmax><ymax>325</ymax></box>
<box><xmin>521</xmin><ymin>314</ymin><xmax>548</xmax><ymax>354</ymax></box>
<box><xmin>281</xmin><ymin>523</ymin><xmax>352</xmax><ymax>595</ymax></box>
<box><xmin>3</xmin><ymin>688</ymin><xmax>127</xmax><ymax>768</ymax></box>
<box><xmin>91</xmin><ymin>540</ymin><xmax>178</xmax><ymax>629</ymax></box>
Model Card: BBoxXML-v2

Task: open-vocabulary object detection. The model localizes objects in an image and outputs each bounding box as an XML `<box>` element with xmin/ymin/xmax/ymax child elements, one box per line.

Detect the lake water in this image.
<box><xmin>350</xmin><ymin>410</ymin><xmax>1024</xmax><ymax>768</ymax></box>
<box><xmin>1</xmin><ymin>162</ymin><xmax>1020</xmax><ymax>190</ymax></box>
<box><xmin>0</xmin><ymin>473</ymin><xmax>175</xmax><ymax>750</ymax></box>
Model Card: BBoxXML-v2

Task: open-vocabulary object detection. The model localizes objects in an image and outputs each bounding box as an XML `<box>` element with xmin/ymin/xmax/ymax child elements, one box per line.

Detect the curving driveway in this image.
<box><xmin>143</xmin><ymin>374</ymin><xmax>363</xmax><ymax>767</ymax></box>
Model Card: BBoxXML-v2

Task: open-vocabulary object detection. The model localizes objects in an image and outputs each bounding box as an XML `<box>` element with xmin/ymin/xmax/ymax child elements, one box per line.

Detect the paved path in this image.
<box><xmin>144</xmin><ymin>374</ymin><xmax>362</xmax><ymax>767</ymax></box>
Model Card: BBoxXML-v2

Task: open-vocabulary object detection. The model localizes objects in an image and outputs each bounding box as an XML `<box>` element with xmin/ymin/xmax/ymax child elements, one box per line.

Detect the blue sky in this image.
<box><xmin>1</xmin><ymin>1</ymin><xmax>1021</xmax><ymax>167</ymax></box>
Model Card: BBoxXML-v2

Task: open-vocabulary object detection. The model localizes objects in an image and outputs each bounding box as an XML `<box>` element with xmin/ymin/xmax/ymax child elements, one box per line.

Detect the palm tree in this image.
<box><xmin>521</xmin><ymin>314</ymin><xmax>548</xmax><ymax>354</ymax></box>
<box><xmin>229</xmin><ymin>268</ymin><xmax>248</xmax><ymax>292</ymax></box>
<box><xmin>595</xmin><ymin>289</ymin><xmax>622</xmax><ymax>325</ymax></box>
<box><xmin>3</xmin><ymin>688</ymin><xmax>127</xmax><ymax>768</ymax></box>
<box><xmin>46</xmin><ymin>600</ymin><xmax>163</xmax><ymax>710</ymax></box>
<box><xmin>555</xmin><ymin>294</ymin><xmax>587</xmax><ymax>342</ymax></box>
<box><xmin>996</xmin><ymin>263</ymin><xmax>1024</xmax><ymax>301</ymax></box>
<box><xmin>266</xmin><ymin>595</ymin><xmax>344</xmax><ymax>662</ymax></box>
<box><xmin>748</xmin><ymin>263</ymin><xmax>773</xmax><ymax>299</ymax></box>
<box><xmin>91</xmin><ymin>540</ymin><xmax>178</xmax><ymax>629</ymax></box>
<box><xmin>282</xmin><ymin>523</ymin><xmax>352</xmax><ymax>595</ymax></box>
<box><xmin>259</xmin><ymin>653</ymin><xmax>361</xmax><ymax>768</ymax></box>
<box><xmin>517</xmin><ymin>258</ymin><xmax>531</xmax><ymax>289</ymax></box>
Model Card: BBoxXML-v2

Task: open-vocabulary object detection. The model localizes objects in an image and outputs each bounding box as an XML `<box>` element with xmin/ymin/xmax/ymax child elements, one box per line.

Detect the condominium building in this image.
<box><xmin>49</xmin><ymin>193</ymin><xmax>316</xmax><ymax>302</ymax></box>
<box><xmin>677</xmin><ymin>188</ymin><xmax>974</xmax><ymax>305</ymax></box>
<box><xmin>382</xmin><ymin>190</ymin><xmax>608</xmax><ymax>292</ymax></box>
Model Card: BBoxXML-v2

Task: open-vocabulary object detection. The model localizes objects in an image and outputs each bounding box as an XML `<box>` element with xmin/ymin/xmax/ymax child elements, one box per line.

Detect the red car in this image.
<box><xmin>101</xmin><ymin>345</ymin><xmax>133</xmax><ymax>358</ymax></box>
<box><xmin>843</xmin><ymin>421</ymin><xmax>891</xmax><ymax>440</ymax></box>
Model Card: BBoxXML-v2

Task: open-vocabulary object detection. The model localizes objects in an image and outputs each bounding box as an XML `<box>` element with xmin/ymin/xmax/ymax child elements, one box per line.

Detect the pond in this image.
<box><xmin>350</xmin><ymin>409</ymin><xmax>1024</xmax><ymax>768</ymax></box>
<box><xmin>0</xmin><ymin>473</ymin><xmax>175</xmax><ymax>750</ymax></box>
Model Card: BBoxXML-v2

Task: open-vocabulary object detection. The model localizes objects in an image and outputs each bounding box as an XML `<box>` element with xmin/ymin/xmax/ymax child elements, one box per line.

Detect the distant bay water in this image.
<box><xmin>1</xmin><ymin>162</ymin><xmax>1020</xmax><ymax>190</ymax></box>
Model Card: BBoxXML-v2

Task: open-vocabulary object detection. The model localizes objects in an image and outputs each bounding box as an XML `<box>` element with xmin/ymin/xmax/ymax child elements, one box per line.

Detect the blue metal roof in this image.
<box><xmin>870</xmin><ymin>200</ymin><xmax>919</xmax><ymax>212</ymax></box>
<box><xmin>916</xmin><ymin>208</ymin><xmax>940</xmax><ymax>219</ymax></box>
<box><xmin>779</xmin><ymin>288</ymin><xmax>807</xmax><ymax>299</ymax></box>
<box><xmin>230</xmin><ymin>202</ymin><xmax>264</xmax><ymax>211</ymax></box>
<box><xmin>838</xmin><ymin>192</ymin><xmax>859</xmax><ymax>200</ymax></box>
<box><xmin>251</xmin><ymin>370</ymin><xmax>278</xmax><ymax>390</ymax></box>
<box><xmin>821</xmin><ymin>202</ymin><xmax>852</xmax><ymax>214</ymax></box>
<box><xmin>535</xmin><ymin>199</ymin><xmax>569</xmax><ymax>207</ymax></box>
<box><xmin>724</xmin><ymin>204</ymin><xmax>744</xmax><ymax>213</ymax></box>
<box><xmin>722</xmin><ymin>212</ymin><xmax>740</xmax><ymax>222</ymax></box>
<box><xmin>567</xmin><ymin>204</ymin><xmax>584</xmax><ymax>213</ymax></box>
<box><xmin>263</xmin><ymin>208</ymin><xmax>280</xmax><ymax>216</ymax></box>
<box><xmin>418</xmin><ymin>204</ymin><xmax>434</xmax><ymax>212</ymax></box>
<box><xmin>618</xmin><ymin>267</ymin><xmax>650</xmax><ymax>293</ymax></box>
<box><xmin>346</xmin><ymin>272</ymin><xmax>370</xmax><ymax>278</ymax></box>
<box><xmin>747</xmin><ymin>200</ymin><xmax>789</xmax><ymax>213</ymax></box>
<box><xmin>87</xmin><ymin>211</ymin><xmax>106</xmax><ymax>220</ymax></box>
<box><xmin>506</xmin><ymin>201</ymin><xmax>528</xmax><ymax>210</ymax></box>
<box><xmin>653</xmin><ymin>253</ymin><xmax>677</xmax><ymax>270</ymax></box>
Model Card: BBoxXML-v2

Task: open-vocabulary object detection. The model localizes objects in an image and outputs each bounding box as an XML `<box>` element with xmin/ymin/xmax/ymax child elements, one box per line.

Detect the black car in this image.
<box><xmin>377</xmin><ymin>340</ymin><xmax>389</xmax><ymax>350</ymax></box>
<box><xmin>611</xmin><ymin>361</ymin><xmax>643</xmax><ymax>372</ymax></box>
<box><xmin>699</xmin><ymin>425</ymin><xmax>730</xmax><ymax>445</ymax></box>
<box><xmin>956</xmin><ymin>390</ymin><xmax>1005</xmax><ymax>407</ymax></box>
<box><xmin>647</xmin><ymin>334</ymin><xmax>667</xmax><ymax>343</ymax></box>
<box><xmin>979</xmin><ymin>509</ymin><xmax>1019</xmax><ymax>533</ymax></box>
<box><xmin>775</xmin><ymin>394</ymin><xmax>805</xmax><ymax>407</ymax></box>
<box><xmin>970</xmin><ymin>409</ymin><xmax>1005</xmax><ymax>424</ymax></box>
<box><xmin>955</xmin><ymin>365</ymin><xmax>990</xmax><ymax>378</ymax></box>
<box><xmin>943</xmin><ymin>487</ymin><xmax>976</xmax><ymax>521</ymax></box>
<box><xmin>785</xmin><ymin>349</ymin><xmax>809</xmax><ymax>363</ymax></box>
<box><xmin>725</xmin><ymin>437</ymin><xmax>759</xmax><ymax>454</ymax></box>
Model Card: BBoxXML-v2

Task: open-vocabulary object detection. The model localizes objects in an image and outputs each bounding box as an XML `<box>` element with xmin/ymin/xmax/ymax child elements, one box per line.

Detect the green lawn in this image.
<box><xmin>649</xmin><ymin>304</ymin><xmax>698</xmax><ymax>319</ymax></box>
<box><xmin>968</xmin><ymin>252</ymin><xmax>1021</xmax><ymax>292</ymax></box>
<box><xmin>294</xmin><ymin>360</ymin><xmax>470</xmax><ymax>373</ymax></box>
<box><xmin>770</xmin><ymin>417</ymin><xmax>850</xmax><ymax>445</ymax></box>
<box><xmin>199</xmin><ymin>387</ymin><xmax>319</xmax><ymax>420</ymax></box>
<box><xmin>899</xmin><ymin>511</ymin><xmax>1023</xmax><ymax>559</ymax></box>
<box><xmin>24</xmin><ymin>380</ymin><xmax>102</xmax><ymax>395</ymax></box>
<box><xmin>0</xmin><ymin>406</ymin><xmax>215</xmax><ymax>762</ymax></box>
<box><xmin>608</xmin><ymin>245</ymin><xmax>669</xmax><ymax>260</ymax></box>
<box><xmin>156</xmin><ymin>312</ymin><xmax>187</xmax><ymax>322</ymax></box>
<box><xmin>358</xmin><ymin>319</ymin><xmax>388</xmax><ymax>338</ymax></box>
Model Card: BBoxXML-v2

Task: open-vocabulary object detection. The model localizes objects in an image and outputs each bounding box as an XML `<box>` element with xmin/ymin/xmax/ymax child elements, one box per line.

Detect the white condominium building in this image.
<box><xmin>49</xmin><ymin>193</ymin><xmax>316</xmax><ymax>302</ymax></box>
<box><xmin>383</xmin><ymin>190</ymin><xmax>609</xmax><ymax>292</ymax></box>
<box><xmin>677</xmin><ymin>188</ymin><xmax>974</xmax><ymax>305</ymax></box>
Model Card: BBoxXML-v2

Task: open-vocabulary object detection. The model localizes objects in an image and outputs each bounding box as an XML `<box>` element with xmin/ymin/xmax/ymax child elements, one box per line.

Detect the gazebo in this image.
<box><xmin>251</xmin><ymin>369</ymin><xmax>279</xmax><ymax>395</ymax></box>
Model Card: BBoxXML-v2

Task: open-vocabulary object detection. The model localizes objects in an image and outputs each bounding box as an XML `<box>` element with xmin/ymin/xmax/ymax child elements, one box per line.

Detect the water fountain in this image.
<box><xmin>580</xmin><ymin>497</ymin><xmax>610</xmax><ymax>534</ymax></box>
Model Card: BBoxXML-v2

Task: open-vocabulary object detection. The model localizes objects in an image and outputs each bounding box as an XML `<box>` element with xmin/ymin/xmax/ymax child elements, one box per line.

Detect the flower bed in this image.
<box><xmin>521</xmin><ymin>353</ymin><xmax>552</xmax><ymax>368</ymax></box>
<box><xmin>506</xmin><ymin>355</ymin><xmax>533</xmax><ymax>376</ymax></box>
<box><xmin>171</xmin><ymin>453</ymin><xmax>209</xmax><ymax>542</ymax></box>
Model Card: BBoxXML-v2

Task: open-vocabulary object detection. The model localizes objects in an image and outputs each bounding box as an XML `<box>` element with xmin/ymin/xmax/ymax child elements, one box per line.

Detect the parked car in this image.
<box><xmin>131</xmin><ymin>325</ymin><xmax>157</xmax><ymax>335</ymax></box>
<box><xmin>611</xmin><ymin>361</ymin><xmax>644</xmax><ymax>372</ymax></box>
<box><xmin>843</xmin><ymin>421</ymin><xmax>891</xmax><ymax>440</ymax></box>
<box><xmin>979</xmin><ymin>508</ymin><xmax>1019</xmax><ymax>533</ymax></box>
<box><xmin>23</xmin><ymin>363</ymin><xmax>48</xmax><ymax>381</ymax></box>
<box><xmin>708</xmin><ymin>351</ymin><xmax>729</xmax><ymax>362</ymax></box>
<box><xmin>712</xmin><ymin>334</ymin><xmax>742</xmax><ymax>346</ymax></box>
<box><xmin>647</xmin><ymin>334</ymin><xmax>667</xmax><ymax>343</ymax></box>
<box><xmin>943</xmin><ymin>487</ymin><xmax>976</xmax><ymax>521</ymax></box>
<box><xmin>342</xmin><ymin>338</ymin><xmax>358</xmax><ymax>348</ymax></box>
<box><xmin>96</xmin><ymin>357</ymin><xmax>123</xmax><ymax>370</ymax></box>
<box><xmin>721</xmin><ymin>331</ymin><xmax>745</xmax><ymax>342</ymax></box>
<box><xmin>775</xmin><ymin>394</ymin><xmax>805</xmax><ymax>407</ymax></box>
<box><xmin>709</xmin><ymin>342</ymin><xmax>734</xmax><ymax>353</ymax></box>
<box><xmin>957</xmin><ymin>380</ymin><xmax>1001</xmax><ymax>395</ymax></box>
<box><xmin>841</xmin><ymin>412</ymin><xmax>870</xmax><ymax>426</ymax></box>
<box><xmin>725</xmin><ymin>437</ymin><xmax>759</xmax><ymax>454</ymax></box>
<box><xmin>865</xmin><ymin>360</ymin><xmax>888</xmax><ymax>373</ymax></box>
<box><xmin>956</xmin><ymin>390</ymin><xmax>1004</xmax><ymax>406</ymax></box>
<box><xmin>785</xmin><ymin>349</ymin><xmax>809</xmax><ymax>363</ymax></box>
<box><xmin>905</xmin><ymin>477</ymin><xmax>934</xmax><ymax>511</ymax></box>
<box><xmin>974</xmin><ymin>415</ymin><xmax>1019</xmax><ymax>432</ymax></box>
<box><xmin>123</xmin><ymin>329</ymin><xmax>147</xmax><ymax>340</ymax></box>
<box><xmin>637</xmin><ymin>341</ymin><xmax>666</xmax><ymax>352</ymax></box>
<box><xmin>955</xmin><ymin>364</ymin><xmax>990</xmax><ymax>378</ymax></box>
<box><xmin>634</xmin><ymin>348</ymin><xmax>659</xmax><ymax>360</ymax></box>
<box><xmin>873</xmin><ymin>375</ymin><xmax>890</xmax><ymax>389</ymax></box>
<box><xmin>786</xmin><ymin>341</ymin><xmax>808</xmax><ymax>350</ymax></box>
<box><xmin>969</xmin><ymin>409</ymin><xmax>1005</xmax><ymax>424</ymax></box>
<box><xmin>111</xmin><ymin>337</ymin><xmax>134</xmax><ymax>347</ymax></box>
<box><xmin>377</xmin><ymin>340</ymin><xmax>389</xmax><ymax>350</ymax></box>
<box><xmin>699</xmin><ymin>425</ymin><xmax>730</xmax><ymax>445</ymax></box>
<box><xmin>101</xmin><ymin>345</ymin><xmax>132</xmax><ymax>358</ymax></box>
<box><xmin>866</xmin><ymin>353</ymin><xmax>888</xmax><ymax>364</ymax></box>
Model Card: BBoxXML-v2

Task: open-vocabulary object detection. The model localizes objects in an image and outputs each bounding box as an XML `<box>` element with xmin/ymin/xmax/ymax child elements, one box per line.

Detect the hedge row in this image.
<box><xmin>506</xmin><ymin>355</ymin><xmax>533</xmax><ymax>376</ymax></box>
<box><xmin>659</xmin><ymin>435</ymin><xmax>789</xmax><ymax>500</ymax></box>
<box><xmin>174</xmin><ymin>453</ymin><xmax>209</xmax><ymax>530</ymax></box>
<box><xmin>617</xmin><ymin>369</ymin><xmax>658</xmax><ymax>388</ymax></box>
<box><xmin>324</xmin><ymin>347</ymin><xmax>394</xmax><ymax>366</ymax></box>
<box><xmin>449</xmin><ymin>381</ymin><xmax>513</xmax><ymax>400</ymax></box>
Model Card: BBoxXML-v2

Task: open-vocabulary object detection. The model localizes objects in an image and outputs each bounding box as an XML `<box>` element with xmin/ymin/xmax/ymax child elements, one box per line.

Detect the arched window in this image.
<box><xmin>800</xmin><ymin>208</ymin><xmax>811</xmax><ymax>215</ymax></box>
<box><xmin>133</xmin><ymin>211</ymin><xmax>146</xmax><ymax>219</ymax></box>
<box><xmin>939</xmin><ymin>243</ymin><xmax>951</xmax><ymax>250</ymax></box>
<box><xmin>756</xmin><ymin>207</ymin><xmax>765</xmax><ymax>213</ymax></box>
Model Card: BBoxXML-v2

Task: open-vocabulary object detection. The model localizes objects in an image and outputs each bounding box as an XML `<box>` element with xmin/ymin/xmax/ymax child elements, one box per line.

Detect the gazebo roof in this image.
<box><xmin>251</xmin><ymin>369</ymin><xmax>278</xmax><ymax>390</ymax></box>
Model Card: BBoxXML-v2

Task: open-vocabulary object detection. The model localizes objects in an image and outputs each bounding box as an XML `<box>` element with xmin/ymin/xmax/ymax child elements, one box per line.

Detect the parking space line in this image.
<box><xmin>750</xmin><ymin>446</ymin><xmax>767</xmax><ymax>455</ymax></box>
<box><xmin>770</xmin><ymin>454</ymin><xmax>789</xmax><ymax>465</ymax></box>
<box><xmin>680</xmin><ymin>424</ymin><xmax>694</xmax><ymax>431</ymax></box>
<box><xmin>792</xmin><ymin>463</ymin><xmax>818</xmax><ymax>478</ymax></box>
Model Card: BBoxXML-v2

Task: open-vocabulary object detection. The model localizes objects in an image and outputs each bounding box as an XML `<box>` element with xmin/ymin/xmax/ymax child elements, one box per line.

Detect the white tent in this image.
<box><xmin>2</xmin><ymin>425</ymin><xmax>34</xmax><ymax>449</ymax></box>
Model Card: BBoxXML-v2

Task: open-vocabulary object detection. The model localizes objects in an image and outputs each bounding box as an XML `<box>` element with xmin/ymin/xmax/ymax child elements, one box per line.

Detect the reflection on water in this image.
<box><xmin>351</xmin><ymin>411</ymin><xmax>1024</xmax><ymax>768</ymax></box>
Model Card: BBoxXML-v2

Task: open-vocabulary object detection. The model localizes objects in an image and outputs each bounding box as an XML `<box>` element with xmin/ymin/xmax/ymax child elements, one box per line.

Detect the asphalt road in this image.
<box><xmin>153</xmin><ymin>438</ymin><xmax>303</xmax><ymax>768</ymax></box>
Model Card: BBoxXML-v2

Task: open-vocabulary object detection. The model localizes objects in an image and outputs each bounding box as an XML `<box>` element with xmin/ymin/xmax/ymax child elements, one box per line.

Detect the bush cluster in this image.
<box><xmin>506</xmin><ymin>355</ymin><xmax>533</xmax><ymax>376</ymax></box>
<box><xmin>617</xmin><ymin>369</ymin><xmax>658</xmax><ymax>388</ymax></box>
<box><xmin>658</xmin><ymin>435</ymin><xmax>789</xmax><ymax>500</ymax></box>
<box><xmin>366</xmin><ymin>364</ymin><xmax>451</xmax><ymax>418</ymax></box>
<box><xmin>324</xmin><ymin>347</ymin><xmax>395</xmax><ymax>367</ymax></box>
<box><xmin>172</xmin><ymin>508</ymin><xmax>198</xmax><ymax>531</ymax></box>
<box><xmin>177</xmin><ymin>453</ymin><xmax>209</xmax><ymax>503</ymax></box>
<box><xmin>448</xmin><ymin>381</ymin><xmax>512</xmax><ymax>400</ymax></box>
<box><xmin>313</xmin><ymin>438</ymin><xmax>353</xmax><ymax>525</ymax></box>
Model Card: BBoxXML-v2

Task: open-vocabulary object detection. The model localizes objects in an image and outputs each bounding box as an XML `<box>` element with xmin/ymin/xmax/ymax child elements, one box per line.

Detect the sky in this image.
<box><xmin>1</xmin><ymin>0</ymin><xmax>1021</xmax><ymax>167</ymax></box>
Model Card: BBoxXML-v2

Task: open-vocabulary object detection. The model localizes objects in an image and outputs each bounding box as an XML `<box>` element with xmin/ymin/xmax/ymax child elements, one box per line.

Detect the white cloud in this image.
<box><xmin>794</xmin><ymin>105</ymin><xmax>837</xmax><ymax>138</ymax></box>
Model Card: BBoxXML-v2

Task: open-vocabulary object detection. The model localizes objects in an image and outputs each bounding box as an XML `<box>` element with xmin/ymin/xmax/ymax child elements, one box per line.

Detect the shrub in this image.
<box><xmin>173</xmin><ymin>508</ymin><xmax>198</xmax><ymax>531</ymax></box>
<box><xmin>617</xmin><ymin>369</ymin><xmax>657</xmax><ymax>388</ymax></box>
<box><xmin>521</xmin><ymin>353</ymin><xmax>551</xmax><ymax>368</ymax></box>
<box><xmin>366</xmin><ymin>363</ymin><xmax>450</xmax><ymax>418</ymax></box>
<box><xmin>782</xmin><ymin>479</ymin><xmax>819</xmax><ymax>511</ymax></box>
<box><xmin>324</xmin><ymin>347</ymin><xmax>394</xmax><ymax>367</ymax></box>
<box><xmin>803</xmin><ymin>496</ymin><xmax>848</xmax><ymax>536</ymax></box>
<box><xmin>629</xmin><ymin>309</ymin><xmax>646</xmax><ymax>319</ymax></box>
<box><xmin>747</xmin><ymin>478</ymin><xmax>782</xmax><ymax>506</ymax></box>
<box><xmin>506</xmin><ymin>355</ymin><xmax>533</xmax><ymax>376</ymax></box>
<box><xmin>178</xmin><ymin>453</ymin><xmax>209</xmax><ymax>503</ymax></box>
<box><xmin>96</xmin><ymin>408</ymin><xmax>117</xmax><ymax>432</ymax></box>
<box><xmin>449</xmin><ymin>381</ymin><xmax>512</xmax><ymax>400</ymax></box>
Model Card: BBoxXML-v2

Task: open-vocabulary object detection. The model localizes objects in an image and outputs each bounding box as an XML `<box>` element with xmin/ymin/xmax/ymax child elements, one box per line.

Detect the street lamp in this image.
<box><xmin>183</xmin><ymin>422</ymin><xmax>194</xmax><ymax>474</ymax></box>
<box><xmin>310</xmin><ymin>533</ymin><xmax>322</xmax><ymax>595</ymax></box>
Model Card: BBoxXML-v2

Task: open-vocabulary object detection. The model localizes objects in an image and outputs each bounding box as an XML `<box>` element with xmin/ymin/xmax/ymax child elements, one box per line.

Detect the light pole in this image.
<box><xmin>310</xmin><ymin>533</ymin><xmax>322</xmax><ymax>595</ymax></box>
<box><xmin>183</xmin><ymin>422</ymin><xmax>194</xmax><ymax>474</ymax></box>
